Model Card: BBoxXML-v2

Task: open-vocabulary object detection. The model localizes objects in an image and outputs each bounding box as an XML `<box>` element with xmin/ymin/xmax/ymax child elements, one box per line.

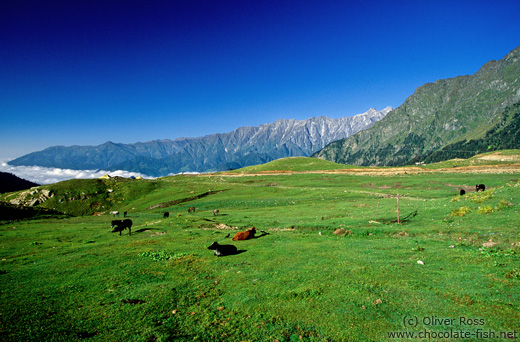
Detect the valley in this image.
<box><xmin>1</xmin><ymin>154</ymin><xmax>519</xmax><ymax>341</ymax></box>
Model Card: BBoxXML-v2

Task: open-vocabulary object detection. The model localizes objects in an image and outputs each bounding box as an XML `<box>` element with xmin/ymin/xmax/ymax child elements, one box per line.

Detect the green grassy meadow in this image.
<box><xmin>1</xmin><ymin>157</ymin><xmax>520</xmax><ymax>341</ymax></box>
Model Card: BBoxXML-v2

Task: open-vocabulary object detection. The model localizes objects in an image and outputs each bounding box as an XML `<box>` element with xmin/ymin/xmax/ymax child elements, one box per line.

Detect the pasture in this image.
<box><xmin>1</xmin><ymin>156</ymin><xmax>519</xmax><ymax>341</ymax></box>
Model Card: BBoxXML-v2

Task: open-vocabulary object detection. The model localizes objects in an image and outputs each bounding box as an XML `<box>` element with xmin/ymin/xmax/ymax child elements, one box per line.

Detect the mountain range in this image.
<box><xmin>9</xmin><ymin>107</ymin><xmax>391</xmax><ymax>176</ymax></box>
<box><xmin>10</xmin><ymin>45</ymin><xmax>520</xmax><ymax>175</ymax></box>
<box><xmin>313</xmin><ymin>45</ymin><xmax>520</xmax><ymax>166</ymax></box>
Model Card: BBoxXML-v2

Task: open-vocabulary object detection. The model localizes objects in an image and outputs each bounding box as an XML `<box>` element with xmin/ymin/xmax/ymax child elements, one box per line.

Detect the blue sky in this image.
<box><xmin>1</xmin><ymin>0</ymin><xmax>519</xmax><ymax>159</ymax></box>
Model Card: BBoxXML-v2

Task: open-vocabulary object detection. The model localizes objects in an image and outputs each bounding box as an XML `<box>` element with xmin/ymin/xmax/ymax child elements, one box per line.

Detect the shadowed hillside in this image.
<box><xmin>0</xmin><ymin>172</ymin><xmax>39</xmax><ymax>194</ymax></box>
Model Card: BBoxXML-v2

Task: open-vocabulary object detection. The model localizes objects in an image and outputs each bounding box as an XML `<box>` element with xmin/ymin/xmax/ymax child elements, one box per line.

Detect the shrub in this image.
<box><xmin>469</xmin><ymin>189</ymin><xmax>494</xmax><ymax>203</ymax></box>
<box><xmin>478</xmin><ymin>206</ymin><xmax>494</xmax><ymax>214</ymax></box>
<box><xmin>451</xmin><ymin>206</ymin><xmax>471</xmax><ymax>217</ymax></box>
<box><xmin>497</xmin><ymin>199</ymin><xmax>513</xmax><ymax>210</ymax></box>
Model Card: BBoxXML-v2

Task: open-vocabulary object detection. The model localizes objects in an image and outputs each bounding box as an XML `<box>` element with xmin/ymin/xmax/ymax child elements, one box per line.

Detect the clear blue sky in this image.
<box><xmin>1</xmin><ymin>0</ymin><xmax>519</xmax><ymax>159</ymax></box>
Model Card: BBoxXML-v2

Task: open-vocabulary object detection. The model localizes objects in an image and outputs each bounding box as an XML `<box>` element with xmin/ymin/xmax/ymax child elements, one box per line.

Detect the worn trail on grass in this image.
<box><xmin>147</xmin><ymin>189</ymin><xmax>230</xmax><ymax>210</ymax></box>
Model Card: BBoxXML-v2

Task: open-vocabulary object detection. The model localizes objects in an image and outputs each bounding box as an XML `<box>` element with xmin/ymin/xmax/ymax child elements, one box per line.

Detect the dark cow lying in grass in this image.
<box><xmin>163</xmin><ymin>211</ymin><xmax>169</xmax><ymax>218</ymax></box>
<box><xmin>111</xmin><ymin>219</ymin><xmax>132</xmax><ymax>236</ymax></box>
<box><xmin>476</xmin><ymin>184</ymin><xmax>486</xmax><ymax>192</ymax></box>
<box><xmin>207</xmin><ymin>241</ymin><xmax>237</xmax><ymax>256</ymax></box>
<box><xmin>232</xmin><ymin>227</ymin><xmax>257</xmax><ymax>241</ymax></box>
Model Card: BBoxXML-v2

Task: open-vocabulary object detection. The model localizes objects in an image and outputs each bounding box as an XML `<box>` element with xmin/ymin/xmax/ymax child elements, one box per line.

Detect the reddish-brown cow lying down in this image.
<box><xmin>232</xmin><ymin>227</ymin><xmax>257</xmax><ymax>241</ymax></box>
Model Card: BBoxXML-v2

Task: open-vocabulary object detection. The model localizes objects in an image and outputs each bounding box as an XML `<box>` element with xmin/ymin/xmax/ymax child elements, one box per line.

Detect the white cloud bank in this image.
<box><xmin>0</xmin><ymin>159</ymin><xmax>154</xmax><ymax>185</ymax></box>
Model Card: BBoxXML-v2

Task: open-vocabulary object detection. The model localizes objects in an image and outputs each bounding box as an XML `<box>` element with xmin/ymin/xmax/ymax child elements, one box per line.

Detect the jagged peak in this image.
<box><xmin>505</xmin><ymin>45</ymin><xmax>520</xmax><ymax>58</ymax></box>
<box><xmin>381</xmin><ymin>106</ymin><xmax>393</xmax><ymax>115</ymax></box>
<box><xmin>271</xmin><ymin>107</ymin><xmax>390</xmax><ymax>125</ymax></box>
<box><xmin>9</xmin><ymin>105</ymin><xmax>389</xmax><ymax>176</ymax></box>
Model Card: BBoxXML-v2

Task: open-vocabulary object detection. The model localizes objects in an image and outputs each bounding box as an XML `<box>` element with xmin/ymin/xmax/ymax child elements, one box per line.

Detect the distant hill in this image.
<box><xmin>8</xmin><ymin>108</ymin><xmax>390</xmax><ymax>176</ymax></box>
<box><xmin>314</xmin><ymin>46</ymin><xmax>520</xmax><ymax>166</ymax></box>
<box><xmin>0</xmin><ymin>172</ymin><xmax>39</xmax><ymax>194</ymax></box>
<box><xmin>231</xmin><ymin>156</ymin><xmax>354</xmax><ymax>173</ymax></box>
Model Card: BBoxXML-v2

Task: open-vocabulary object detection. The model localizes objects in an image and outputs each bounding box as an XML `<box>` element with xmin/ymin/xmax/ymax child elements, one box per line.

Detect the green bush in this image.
<box><xmin>451</xmin><ymin>206</ymin><xmax>471</xmax><ymax>216</ymax></box>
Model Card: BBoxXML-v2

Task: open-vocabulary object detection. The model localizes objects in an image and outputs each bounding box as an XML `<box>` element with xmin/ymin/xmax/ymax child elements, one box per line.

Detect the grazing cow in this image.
<box><xmin>110</xmin><ymin>211</ymin><xmax>119</xmax><ymax>217</ymax></box>
<box><xmin>111</xmin><ymin>219</ymin><xmax>132</xmax><ymax>236</ymax></box>
<box><xmin>188</xmin><ymin>207</ymin><xmax>195</xmax><ymax>213</ymax></box>
<box><xmin>163</xmin><ymin>211</ymin><xmax>169</xmax><ymax>218</ymax></box>
<box><xmin>460</xmin><ymin>189</ymin><xmax>466</xmax><ymax>196</ymax></box>
<box><xmin>213</xmin><ymin>209</ymin><xmax>220</xmax><ymax>216</ymax></box>
<box><xmin>232</xmin><ymin>227</ymin><xmax>257</xmax><ymax>241</ymax></box>
<box><xmin>124</xmin><ymin>211</ymin><xmax>127</xmax><ymax>217</ymax></box>
<box><xmin>207</xmin><ymin>241</ymin><xmax>238</xmax><ymax>257</ymax></box>
<box><xmin>476</xmin><ymin>184</ymin><xmax>486</xmax><ymax>192</ymax></box>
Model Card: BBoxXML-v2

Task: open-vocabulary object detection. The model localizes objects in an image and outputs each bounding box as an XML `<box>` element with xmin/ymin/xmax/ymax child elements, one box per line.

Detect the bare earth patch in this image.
<box><xmin>477</xmin><ymin>153</ymin><xmax>520</xmax><ymax>161</ymax></box>
<box><xmin>215</xmin><ymin>223</ymin><xmax>238</xmax><ymax>230</ymax></box>
<box><xmin>482</xmin><ymin>240</ymin><xmax>499</xmax><ymax>248</ymax></box>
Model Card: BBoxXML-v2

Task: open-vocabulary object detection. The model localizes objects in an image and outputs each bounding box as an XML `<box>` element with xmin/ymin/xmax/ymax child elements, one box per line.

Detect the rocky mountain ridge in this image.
<box><xmin>9</xmin><ymin>107</ymin><xmax>391</xmax><ymax>176</ymax></box>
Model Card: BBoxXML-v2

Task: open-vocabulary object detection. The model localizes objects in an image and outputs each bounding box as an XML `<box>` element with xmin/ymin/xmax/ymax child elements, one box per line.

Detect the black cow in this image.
<box><xmin>207</xmin><ymin>241</ymin><xmax>238</xmax><ymax>257</ymax></box>
<box><xmin>476</xmin><ymin>184</ymin><xmax>485</xmax><ymax>192</ymax></box>
<box><xmin>111</xmin><ymin>219</ymin><xmax>132</xmax><ymax>236</ymax></box>
<box><xmin>163</xmin><ymin>211</ymin><xmax>169</xmax><ymax>218</ymax></box>
<box><xmin>460</xmin><ymin>189</ymin><xmax>466</xmax><ymax>196</ymax></box>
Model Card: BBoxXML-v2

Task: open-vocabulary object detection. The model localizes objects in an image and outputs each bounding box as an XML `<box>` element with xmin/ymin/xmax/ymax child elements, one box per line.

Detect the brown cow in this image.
<box><xmin>188</xmin><ymin>207</ymin><xmax>195</xmax><ymax>213</ymax></box>
<box><xmin>213</xmin><ymin>209</ymin><xmax>220</xmax><ymax>216</ymax></box>
<box><xmin>232</xmin><ymin>227</ymin><xmax>257</xmax><ymax>241</ymax></box>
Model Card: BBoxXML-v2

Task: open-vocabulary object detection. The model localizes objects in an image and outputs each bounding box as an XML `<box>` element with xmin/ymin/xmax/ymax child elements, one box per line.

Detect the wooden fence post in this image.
<box><xmin>397</xmin><ymin>194</ymin><xmax>400</xmax><ymax>224</ymax></box>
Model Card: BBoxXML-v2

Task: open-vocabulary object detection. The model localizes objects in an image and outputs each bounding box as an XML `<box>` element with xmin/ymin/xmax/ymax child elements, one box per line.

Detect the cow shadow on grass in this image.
<box><xmin>254</xmin><ymin>230</ymin><xmax>270</xmax><ymax>239</ymax></box>
<box><xmin>134</xmin><ymin>228</ymin><xmax>162</xmax><ymax>234</ymax></box>
<box><xmin>226</xmin><ymin>250</ymin><xmax>247</xmax><ymax>257</ymax></box>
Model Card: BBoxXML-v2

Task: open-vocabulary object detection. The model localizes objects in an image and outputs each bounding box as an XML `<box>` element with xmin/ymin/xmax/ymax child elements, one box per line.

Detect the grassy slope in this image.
<box><xmin>231</xmin><ymin>156</ymin><xmax>358</xmax><ymax>173</ymax></box>
<box><xmin>1</xmin><ymin>156</ymin><xmax>520</xmax><ymax>341</ymax></box>
<box><xmin>423</xmin><ymin>149</ymin><xmax>520</xmax><ymax>169</ymax></box>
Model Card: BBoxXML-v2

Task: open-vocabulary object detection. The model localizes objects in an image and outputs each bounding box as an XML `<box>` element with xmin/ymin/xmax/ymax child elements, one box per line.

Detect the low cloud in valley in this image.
<box><xmin>0</xmin><ymin>159</ymin><xmax>152</xmax><ymax>185</ymax></box>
